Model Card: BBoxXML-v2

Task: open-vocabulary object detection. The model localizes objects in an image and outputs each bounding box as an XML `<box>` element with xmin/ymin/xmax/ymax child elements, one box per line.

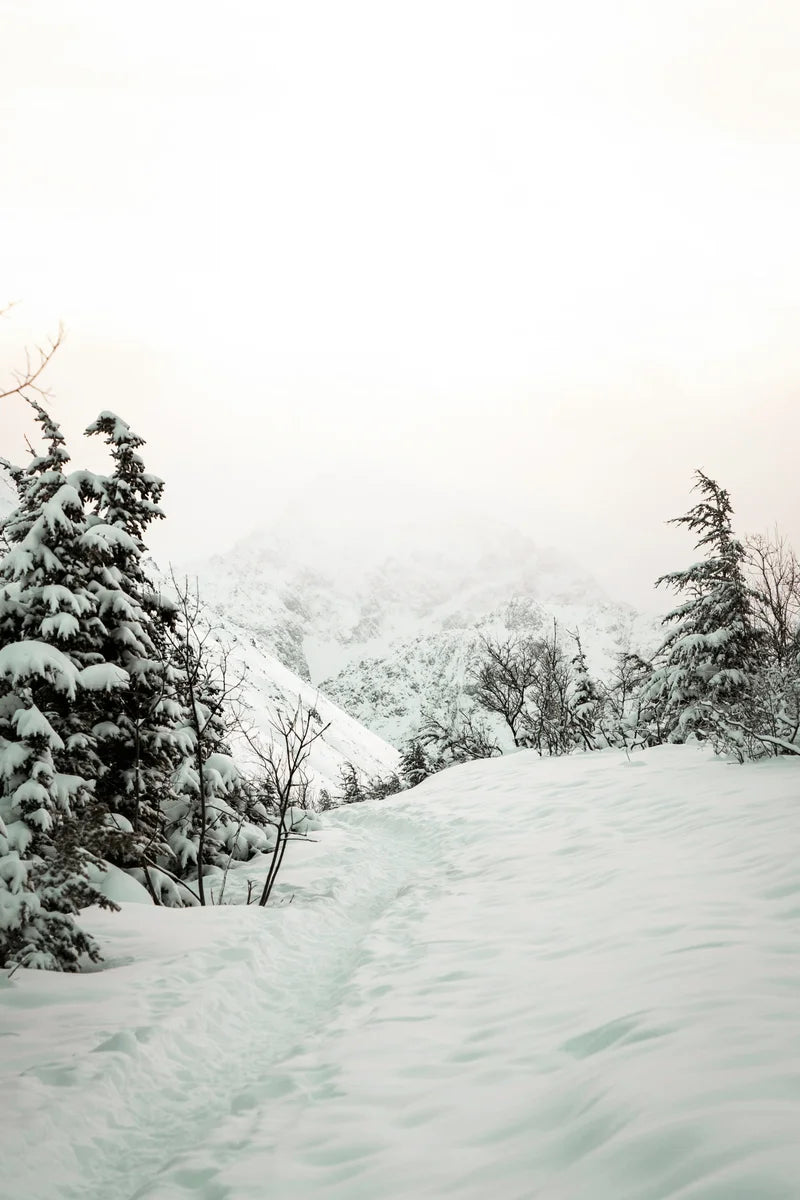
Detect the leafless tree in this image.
<box><xmin>240</xmin><ymin>702</ymin><xmax>330</xmax><ymax>906</ymax></box>
<box><xmin>708</xmin><ymin>530</ymin><xmax>800</xmax><ymax>760</ymax></box>
<box><xmin>467</xmin><ymin>633</ymin><xmax>542</xmax><ymax>746</ymax></box>
<box><xmin>418</xmin><ymin>703</ymin><xmax>501</xmax><ymax>765</ymax></box>
<box><xmin>520</xmin><ymin>620</ymin><xmax>574</xmax><ymax>756</ymax></box>
<box><xmin>745</xmin><ymin>530</ymin><xmax>800</xmax><ymax>666</ymax></box>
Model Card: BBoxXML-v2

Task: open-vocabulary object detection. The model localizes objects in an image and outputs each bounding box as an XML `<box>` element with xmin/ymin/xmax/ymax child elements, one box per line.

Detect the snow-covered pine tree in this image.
<box><xmin>648</xmin><ymin>470</ymin><xmax>758</xmax><ymax>744</ymax></box>
<box><xmin>569</xmin><ymin>631</ymin><xmax>601</xmax><ymax>751</ymax></box>
<box><xmin>399</xmin><ymin>739</ymin><xmax>430</xmax><ymax>788</ymax></box>
<box><xmin>339</xmin><ymin>761</ymin><xmax>366</xmax><ymax>804</ymax></box>
<box><xmin>0</xmin><ymin>648</ymin><xmax>110</xmax><ymax>969</ymax></box>
<box><xmin>80</xmin><ymin>413</ymin><xmax>183</xmax><ymax>866</ymax></box>
<box><xmin>0</xmin><ymin>404</ymin><xmax>120</xmax><ymax>969</ymax></box>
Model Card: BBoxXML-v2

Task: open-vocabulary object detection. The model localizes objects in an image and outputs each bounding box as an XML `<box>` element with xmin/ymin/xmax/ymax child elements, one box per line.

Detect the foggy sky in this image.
<box><xmin>3</xmin><ymin>0</ymin><xmax>800</xmax><ymax>609</ymax></box>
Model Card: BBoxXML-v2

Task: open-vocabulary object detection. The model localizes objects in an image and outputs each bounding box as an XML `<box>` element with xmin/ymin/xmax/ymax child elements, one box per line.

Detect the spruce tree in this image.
<box><xmin>339</xmin><ymin>761</ymin><xmax>366</xmax><ymax>804</ymax></box>
<box><xmin>649</xmin><ymin>471</ymin><xmax>758</xmax><ymax>742</ymax></box>
<box><xmin>80</xmin><ymin>413</ymin><xmax>182</xmax><ymax>865</ymax></box>
<box><xmin>0</xmin><ymin>652</ymin><xmax>108</xmax><ymax>969</ymax></box>
<box><xmin>0</xmin><ymin>405</ymin><xmax>118</xmax><ymax>969</ymax></box>
<box><xmin>399</xmin><ymin>739</ymin><xmax>430</xmax><ymax>788</ymax></box>
<box><xmin>569</xmin><ymin>632</ymin><xmax>601</xmax><ymax>750</ymax></box>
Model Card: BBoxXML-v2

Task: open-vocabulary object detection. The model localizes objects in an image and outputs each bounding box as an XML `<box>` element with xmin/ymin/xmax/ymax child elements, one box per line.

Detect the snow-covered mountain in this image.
<box><xmin>189</xmin><ymin>500</ymin><xmax>663</xmax><ymax>747</ymax></box>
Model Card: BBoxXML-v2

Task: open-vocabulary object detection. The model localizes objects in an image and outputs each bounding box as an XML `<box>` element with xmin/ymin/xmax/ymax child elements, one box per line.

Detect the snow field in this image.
<box><xmin>2</xmin><ymin>745</ymin><xmax>800</xmax><ymax>1198</ymax></box>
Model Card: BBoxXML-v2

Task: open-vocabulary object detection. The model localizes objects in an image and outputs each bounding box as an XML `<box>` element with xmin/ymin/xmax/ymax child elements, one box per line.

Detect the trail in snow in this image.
<box><xmin>3</xmin><ymin>746</ymin><xmax>800</xmax><ymax>1199</ymax></box>
<box><xmin>2</xmin><ymin>808</ymin><xmax>438</xmax><ymax>1200</ymax></box>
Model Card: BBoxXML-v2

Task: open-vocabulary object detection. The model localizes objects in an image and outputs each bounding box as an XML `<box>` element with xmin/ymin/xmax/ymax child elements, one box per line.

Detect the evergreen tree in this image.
<box><xmin>79</xmin><ymin>413</ymin><xmax>182</xmax><ymax>864</ymax></box>
<box><xmin>0</xmin><ymin>650</ymin><xmax>110</xmax><ymax>969</ymax></box>
<box><xmin>649</xmin><ymin>471</ymin><xmax>758</xmax><ymax>742</ymax></box>
<box><xmin>317</xmin><ymin>786</ymin><xmax>334</xmax><ymax>812</ymax></box>
<box><xmin>0</xmin><ymin>405</ymin><xmax>119</xmax><ymax>969</ymax></box>
<box><xmin>338</xmin><ymin>761</ymin><xmax>366</xmax><ymax>804</ymax></box>
<box><xmin>569</xmin><ymin>632</ymin><xmax>601</xmax><ymax>750</ymax></box>
<box><xmin>399</xmin><ymin>739</ymin><xmax>430</xmax><ymax>788</ymax></box>
<box><xmin>166</xmin><ymin>750</ymin><xmax>249</xmax><ymax>888</ymax></box>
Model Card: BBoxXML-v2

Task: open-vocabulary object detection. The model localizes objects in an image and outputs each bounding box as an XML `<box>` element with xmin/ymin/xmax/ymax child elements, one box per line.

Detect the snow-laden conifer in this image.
<box><xmin>569</xmin><ymin>632</ymin><xmax>601</xmax><ymax>750</ymax></box>
<box><xmin>648</xmin><ymin>471</ymin><xmax>758</xmax><ymax>742</ymax></box>
<box><xmin>0</xmin><ymin>406</ymin><xmax>117</xmax><ymax>968</ymax></box>
<box><xmin>399</xmin><ymin>739</ymin><xmax>430</xmax><ymax>788</ymax></box>
<box><xmin>80</xmin><ymin>413</ymin><xmax>183</xmax><ymax>864</ymax></box>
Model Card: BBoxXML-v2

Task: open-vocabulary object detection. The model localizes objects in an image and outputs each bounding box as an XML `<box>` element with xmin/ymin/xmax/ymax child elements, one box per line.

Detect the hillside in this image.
<box><xmin>3</xmin><ymin>745</ymin><xmax>799</xmax><ymax>1198</ymax></box>
<box><xmin>196</xmin><ymin>608</ymin><xmax>400</xmax><ymax>796</ymax></box>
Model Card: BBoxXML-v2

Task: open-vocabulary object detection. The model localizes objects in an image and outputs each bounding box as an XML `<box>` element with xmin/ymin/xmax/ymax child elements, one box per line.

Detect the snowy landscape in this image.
<box><xmin>4</xmin><ymin>1</ymin><xmax>800</xmax><ymax>1196</ymax></box>
<box><xmin>1</xmin><ymin>405</ymin><xmax>799</xmax><ymax>1198</ymax></box>
<box><xmin>3</xmin><ymin>748</ymin><xmax>800</xmax><ymax>1199</ymax></box>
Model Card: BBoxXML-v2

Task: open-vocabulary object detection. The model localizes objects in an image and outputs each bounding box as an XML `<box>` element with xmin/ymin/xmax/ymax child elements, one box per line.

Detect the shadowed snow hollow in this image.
<box><xmin>2</xmin><ymin>745</ymin><xmax>799</xmax><ymax>1199</ymax></box>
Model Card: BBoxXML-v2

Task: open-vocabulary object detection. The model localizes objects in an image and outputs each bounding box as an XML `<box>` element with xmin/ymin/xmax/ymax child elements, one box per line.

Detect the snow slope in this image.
<box><xmin>2</xmin><ymin>745</ymin><xmax>800</xmax><ymax>1199</ymax></box>
<box><xmin>198</xmin><ymin>609</ymin><xmax>400</xmax><ymax>795</ymax></box>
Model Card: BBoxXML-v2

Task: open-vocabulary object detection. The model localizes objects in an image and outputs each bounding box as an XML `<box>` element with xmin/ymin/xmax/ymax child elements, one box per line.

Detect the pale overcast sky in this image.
<box><xmin>2</xmin><ymin>0</ymin><xmax>799</xmax><ymax>607</ymax></box>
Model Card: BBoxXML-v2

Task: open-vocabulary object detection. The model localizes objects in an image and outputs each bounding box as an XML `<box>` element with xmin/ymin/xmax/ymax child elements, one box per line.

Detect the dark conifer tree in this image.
<box><xmin>339</xmin><ymin>761</ymin><xmax>366</xmax><ymax>804</ymax></box>
<box><xmin>569</xmin><ymin>632</ymin><xmax>601</xmax><ymax>750</ymax></box>
<box><xmin>649</xmin><ymin>471</ymin><xmax>758</xmax><ymax>741</ymax></box>
<box><xmin>0</xmin><ymin>404</ymin><xmax>117</xmax><ymax>969</ymax></box>
<box><xmin>80</xmin><ymin>413</ymin><xmax>182</xmax><ymax>864</ymax></box>
<box><xmin>399</xmin><ymin>739</ymin><xmax>431</xmax><ymax>788</ymax></box>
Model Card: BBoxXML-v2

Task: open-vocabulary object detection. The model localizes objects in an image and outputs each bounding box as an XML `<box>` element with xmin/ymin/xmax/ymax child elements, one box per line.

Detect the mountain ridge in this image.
<box><xmin>189</xmin><ymin>508</ymin><xmax>663</xmax><ymax>748</ymax></box>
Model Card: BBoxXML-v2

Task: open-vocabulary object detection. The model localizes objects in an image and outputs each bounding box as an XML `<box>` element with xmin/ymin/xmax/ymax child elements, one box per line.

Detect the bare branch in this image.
<box><xmin>236</xmin><ymin>700</ymin><xmax>330</xmax><ymax>906</ymax></box>
<box><xmin>1</xmin><ymin>322</ymin><xmax>65</xmax><ymax>402</ymax></box>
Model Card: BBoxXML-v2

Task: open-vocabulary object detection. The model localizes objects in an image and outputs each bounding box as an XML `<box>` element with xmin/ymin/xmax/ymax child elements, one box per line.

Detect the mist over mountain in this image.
<box><xmin>189</xmin><ymin>498</ymin><xmax>662</xmax><ymax>748</ymax></box>
<box><xmin>1</xmin><ymin>463</ymin><xmax>661</xmax><ymax>755</ymax></box>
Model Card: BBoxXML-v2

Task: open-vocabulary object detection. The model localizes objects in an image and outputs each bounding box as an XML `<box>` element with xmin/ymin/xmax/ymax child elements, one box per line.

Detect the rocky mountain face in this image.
<box><xmin>191</xmin><ymin>506</ymin><xmax>662</xmax><ymax>749</ymax></box>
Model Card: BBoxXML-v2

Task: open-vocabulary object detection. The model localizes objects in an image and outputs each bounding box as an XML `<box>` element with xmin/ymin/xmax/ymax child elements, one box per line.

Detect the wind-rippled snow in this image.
<box><xmin>2</xmin><ymin>745</ymin><xmax>800</xmax><ymax>1199</ymax></box>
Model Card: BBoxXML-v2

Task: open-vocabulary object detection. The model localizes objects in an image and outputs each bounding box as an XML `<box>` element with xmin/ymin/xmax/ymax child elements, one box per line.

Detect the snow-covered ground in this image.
<box><xmin>3</xmin><ymin>745</ymin><xmax>800</xmax><ymax>1199</ymax></box>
